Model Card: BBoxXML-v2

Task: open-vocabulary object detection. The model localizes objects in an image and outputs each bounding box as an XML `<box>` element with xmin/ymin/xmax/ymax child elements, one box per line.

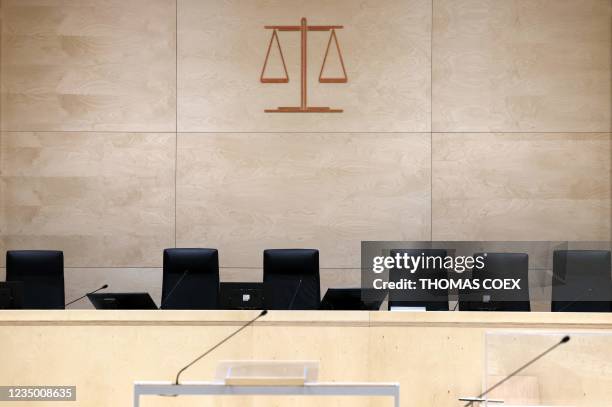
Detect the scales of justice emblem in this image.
<box><xmin>260</xmin><ymin>17</ymin><xmax>348</xmax><ymax>113</ymax></box>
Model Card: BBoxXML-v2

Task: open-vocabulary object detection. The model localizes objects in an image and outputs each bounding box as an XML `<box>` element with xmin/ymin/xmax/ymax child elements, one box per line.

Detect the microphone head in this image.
<box><xmin>260</xmin><ymin>310</ymin><xmax>268</xmax><ymax>316</ymax></box>
<box><xmin>561</xmin><ymin>335</ymin><xmax>570</xmax><ymax>344</ymax></box>
<box><xmin>101</xmin><ymin>284</ymin><xmax>109</xmax><ymax>289</ymax></box>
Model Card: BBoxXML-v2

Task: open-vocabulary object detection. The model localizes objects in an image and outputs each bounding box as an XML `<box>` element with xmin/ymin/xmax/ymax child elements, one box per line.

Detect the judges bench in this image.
<box><xmin>0</xmin><ymin>310</ymin><xmax>611</xmax><ymax>407</ymax></box>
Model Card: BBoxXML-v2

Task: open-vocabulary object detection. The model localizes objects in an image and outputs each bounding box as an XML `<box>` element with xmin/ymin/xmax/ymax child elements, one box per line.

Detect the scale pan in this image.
<box><xmin>319</xmin><ymin>77</ymin><xmax>347</xmax><ymax>83</ymax></box>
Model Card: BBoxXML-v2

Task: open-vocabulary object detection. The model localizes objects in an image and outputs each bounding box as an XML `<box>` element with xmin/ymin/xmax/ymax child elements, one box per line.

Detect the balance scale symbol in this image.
<box><xmin>260</xmin><ymin>17</ymin><xmax>348</xmax><ymax>113</ymax></box>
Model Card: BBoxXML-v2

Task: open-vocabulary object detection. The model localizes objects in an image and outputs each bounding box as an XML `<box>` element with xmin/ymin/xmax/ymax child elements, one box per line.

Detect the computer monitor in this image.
<box><xmin>0</xmin><ymin>282</ymin><xmax>24</xmax><ymax>309</ymax></box>
<box><xmin>388</xmin><ymin>249</ymin><xmax>449</xmax><ymax>311</ymax></box>
<box><xmin>87</xmin><ymin>293</ymin><xmax>158</xmax><ymax>310</ymax></box>
<box><xmin>219</xmin><ymin>282</ymin><xmax>264</xmax><ymax>310</ymax></box>
<box><xmin>552</xmin><ymin>250</ymin><xmax>612</xmax><ymax>312</ymax></box>
<box><xmin>320</xmin><ymin>288</ymin><xmax>385</xmax><ymax>311</ymax></box>
<box><xmin>459</xmin><ymin>253</ymin><xmax>530</xmax><ymax>312</ymax></box>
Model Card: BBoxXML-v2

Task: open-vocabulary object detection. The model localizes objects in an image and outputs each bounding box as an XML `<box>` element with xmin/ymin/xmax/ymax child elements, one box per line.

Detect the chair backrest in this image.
<box><xmin>6</xmin><ymin>250</ymin><xmax>65</xmax><ymax>309</ymax></box>
<box><xmin>388</xmin><ymin>249</ymin><xmax>449</xmax><ymax>311</ymax></box>
<box><xmin>551</xmin><ymin>250</ymin><xmax>612</xmax><ymax>312</ymax></box>
<box><xmin>263</xmin><ymin>249</ymin><xmax>320</xmax><ymax>310</ymax></box>
<box><xmin>162</xmin><ymin>248</ymin><xmax>219</xmax><ymax>309</ymax></box>
<box><xmin>459</xmin><ymin>252</ymin><xmax>530</xmax><ymax>312</ymax></box>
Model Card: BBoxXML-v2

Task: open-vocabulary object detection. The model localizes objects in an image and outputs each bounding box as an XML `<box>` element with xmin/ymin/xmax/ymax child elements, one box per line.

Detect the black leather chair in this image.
<box><xmin>388</xmin><ymin>249</ymin><xmax>449</xmax><ymax>311</ymax></box>
<box><xmin>161</xmin><ymin>248</ymin><xmax>220</xmax><ymax>309</ymax></box>
<box><xmin>6</xmin><ymin>250</ymin><xmax>65</xmax><ymax>309</ymax></box>
<box><xmin>551</xmin><ymin>250</ymin><xmax>612</xmax><ymax>312</ymax></box>
<box><xmin>263</xmin><ymin>249</ymin><xmax>320</xmax><ymax>310</ymax></box>
<box><xmin>459</xmin><ymin>253</ymin><xmax>530</xmax><ymax>312</ymax></box>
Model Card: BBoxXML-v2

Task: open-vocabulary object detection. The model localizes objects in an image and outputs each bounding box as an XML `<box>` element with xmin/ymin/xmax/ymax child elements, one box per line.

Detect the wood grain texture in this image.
<box><xmin>178</xmin><ymin>0</ymin><xmax>431</xmax><ymax>132</ymax></box>
<box><xmin>433</xmin><ymin>0</ymin><xmax>612</xmax><ymax>132</ymax></box>
<box><xmin>0</xmin><ymin>0</ymin><xmax>610</xmax><ymax>276</ymax></box>
<box><xmin>0</xmin><ymin>311</ymin><xmax>610</xmax><ymax>407</ymax></box>
<box><xmin>0</xmin><ymin>132</ymin><xmax>176</xmax><ymax>267</ymax></box>
<box><xmin>0</xmin><ymin>0</ymin><xmax>176</xmax><ymax>131</ymax></box>
<box><xmin>486</xmin><ymin>332</ymin><xmax>612</xmax><ymax>405</ymax></box>
<box><xmin>0</xmin><ymin>2</ymin><xmax>3</xmax><ymax>258</ymax></box>
<box><xmin>176</xmin><ymin>133</ymin><xmax>431</xmax><ymax>269</ymax></box>
<box><xmin>252</xmin><ymin>324</ymin><xmax>371</xmax><ymax>407</ymax></box>
<box><xmin>432</xmin><ymin>133</ymin><xmax>612</xmax><ymax>240</ymax></box>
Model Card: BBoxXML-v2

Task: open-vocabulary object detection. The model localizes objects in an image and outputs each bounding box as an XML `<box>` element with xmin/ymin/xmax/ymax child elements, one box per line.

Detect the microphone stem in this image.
<box><xmin>161</xmin><ymin>270</ymin><xmax>189</xmax><ymax>309</ymax></box>
<box><xmin>288</xmin><ymin>278</ymin><xmax>303</xmax><ymax>311</ymax></box>
<box><xmin>65</xmin><ymin>285</ymin><xmax>107</xmax><ymax>307</ymax></box>
<box><xmin>557</xmin><ymin>288</ymin><xmax>592</xmax><ymax>312</ymax></box>
<box><xmin>464</xmin><ymin>339</ymin><xmax>567</xmax><ymax>406</ymax></box>
<box><xmin>174</xmin><ymin>311</ymin><xmax>266</xmax><ymax>385</ymax></box>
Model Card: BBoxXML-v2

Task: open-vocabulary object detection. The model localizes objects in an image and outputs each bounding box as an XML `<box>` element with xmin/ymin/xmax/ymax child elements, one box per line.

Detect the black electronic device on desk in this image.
<box><xmin>0</xmin><ymin>282</ymin><xmax>24</xmax><ymax>309</ymax></box>
<box><xmin>219</xmin><ymin>283</ymin><xmax>264</xmax><ymax>310</ymax></box>
<box><xmin>88</xmin><ymin>293</ymin><xmax>158</xmax><ymax>310</ymax></box>
<box><xmin>320</xmin><ymin>288</ymin><xmax>385</xmax><ymax>311</ymax></box>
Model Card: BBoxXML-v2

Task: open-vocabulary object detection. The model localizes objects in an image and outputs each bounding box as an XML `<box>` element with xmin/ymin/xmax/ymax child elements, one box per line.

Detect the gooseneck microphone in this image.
<box><xmin>160</xmin><ymin>269</ymin><xmax>190</xmax><ymax>309</ymax></box>
<box><xmin>174</xmin><ymin>310</ymin><xmax>268</xmax><ymax>385</ymax></box>
<box><xmin>557</xmin><ymin>288</ymin><xmax>593</xmax><ymax>312</ymax></box>
<box><xmin>461</xmin><ymin>335</ymin><xmax>570</xmax><ymax>406</ymax></box>
<box><xmin>65</xmin><ymin>284</ymin><xmax>108</xmax><ymax>307</ymax></box>
<box><xmin>288</xmin><ymin>277</ymin><xmax>303</xmax><ymax>310</ymax></box>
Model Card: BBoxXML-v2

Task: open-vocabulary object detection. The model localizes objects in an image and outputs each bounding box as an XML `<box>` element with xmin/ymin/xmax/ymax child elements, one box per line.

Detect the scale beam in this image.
<box><xmin>264</xmin><ymin>107</ymin><xmax>343</xmax><ymax>113</ymax></box>
<box><xmin>264</xmin><ymin>25</ymin><xmax>343</xmax><ymax>31</ymax></box>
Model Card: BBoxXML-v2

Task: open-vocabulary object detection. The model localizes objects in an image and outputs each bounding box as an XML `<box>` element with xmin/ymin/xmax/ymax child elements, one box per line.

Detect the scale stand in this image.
<box><xmin>261</xmin><ymin>17</ymin><xmax>348</xmax><ymax>113</ymax></box>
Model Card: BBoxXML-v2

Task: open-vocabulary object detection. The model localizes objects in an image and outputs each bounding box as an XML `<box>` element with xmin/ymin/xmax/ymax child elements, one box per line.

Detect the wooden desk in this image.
<box><xmin>0</xmin><ymin>311</ymin><xmax>611</xmax><ymax>407</ymax></box>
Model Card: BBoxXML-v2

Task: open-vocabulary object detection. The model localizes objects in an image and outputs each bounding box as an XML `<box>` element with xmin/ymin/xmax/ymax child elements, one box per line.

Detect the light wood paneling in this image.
<box><xmin>178</xmin><ymin>0</ymin><xmax>431</xmax><ymax>132</ymax></box>
<box><xmin>252</xmin><ymin>323</ymin><xmax>371</xmax><ymax>407</ymax></box>
<box><xmin>0</xmin><ymin>2</ymin><xmax>4</xmax><ymax>258</ymax></box>
<box><xmin>0</xmin><ymin>179</ymin><xmax>5</xmax><ymax>262</ymax></box>
<box><xmin>432</xmin><ymin>0</ymin><xmax>612</xmax><ymax>132</ymax></box>
<box><xmin>0</xmin><ymin>0</ymin><xmax>610</xmax><ymax>280</ymax></box>
<box><xmin>0</xmin><ymin>311</ymin><xmax>610</xmax><ymax>407</ymax></box>
<box><xmin>432</xmin><ymin>133</ymin><xmax>612</xmax><ymax>240</ymax></box>
<box><xmin>177</xmin><ymin>133</ymin><xmax>431</xmax><ymax>269</ymax></box>
<box><xmin>219</xmin><ymin>268</ymin><xmax>263</xmax><ymax>284</ymax></box>
<box><xmin>0</xmin><ymin>132</ymin><xmax>176</xmax><ymax>267</ymax></box>
<box><xmin>368</xmin><ymin>324</ymin><xmax>482</xmax><ymax>406</ymax></box>
<box><xmin>0</xmin><ymin>0</ymin><xmax>176</xmax><ymax>131</ymax></box>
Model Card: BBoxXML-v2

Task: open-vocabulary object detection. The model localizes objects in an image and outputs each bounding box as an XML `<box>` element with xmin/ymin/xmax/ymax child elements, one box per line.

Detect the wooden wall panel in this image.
<box><xmin>1</xmin><ymin>311</ymin><xmax>610</xmax><ymax>407</ymax></box>
<box><xmin>0</xmin><ymin>132</ymin><xmax>176</xmax><ymax>267</ymax></box>
<box><xmin>0</xmin><ymin>0</ymin><xmax>176</xmax><ymax>132</ymax></box>
<box><xmin>0</xmin><ymin>175</ymin><xmax>3</xmax><ymax>266</ymax></box>
<box><xmin>433</xmin><ymin>0</ymin><xmax>612</xmax><ymax>132</ymax></box>
<box><xmin>0</xmin><ymin>0</ymin><xmax>610</xmax><ymax>289</ymax></box>
<box><xmin>0</xmin><ymin>1</ymin><xmax>4</xmax><ymax>260</ymax></box>
<box><xmin>178</xmin><ymin>0</ymin><xmax>431</xmax><ymax>132</ymax></box>
<box><xmin>252</xmin><ymin>324</ymin><xmax>371</xmax><ymax>407</ymax></box>
<box><xmin>176</xmin><ymin>133</ymin><xmax>431</xmax><ymax>268</ymax></box>
<box><xmin>432</xmin><ymin>133</ymin><xmax>612</xmax><ymax>240</ymax></box>
<box><xmin>368</xmin><ymin>325</ymin><xmax>482</xmax><ymax>406</ymax></box>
